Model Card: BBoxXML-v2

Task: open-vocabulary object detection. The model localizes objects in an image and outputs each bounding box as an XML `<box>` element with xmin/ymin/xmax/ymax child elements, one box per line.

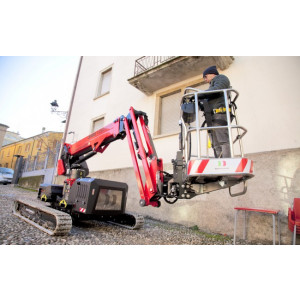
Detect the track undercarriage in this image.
<box><xmin>13</xmin><ymin>198</ymin><xmax>72</xmax><ymax>235</ymax></box>
<box><xmin>13</xmin><ymin>178</ymin><xmax>144</xmax><ymax>236</ymax></box>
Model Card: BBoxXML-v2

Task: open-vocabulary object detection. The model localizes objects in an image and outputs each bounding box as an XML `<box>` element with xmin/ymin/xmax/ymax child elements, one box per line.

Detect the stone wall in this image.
<box><xmin>86</xmin><ymin>148</ymin><xmax>300</xmax><ymax>244</ymax></box>
<box><xmin>17</xmin><ymin>175</ymin><xmax>45</xmax><ymax>190</ymax></box>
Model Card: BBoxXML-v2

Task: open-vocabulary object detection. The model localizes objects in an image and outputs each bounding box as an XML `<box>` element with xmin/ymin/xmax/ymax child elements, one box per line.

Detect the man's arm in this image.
<box><xmin>207</xmin><ymin>74</ymin><xmax>230</xmax><ymax>91</ymax></box>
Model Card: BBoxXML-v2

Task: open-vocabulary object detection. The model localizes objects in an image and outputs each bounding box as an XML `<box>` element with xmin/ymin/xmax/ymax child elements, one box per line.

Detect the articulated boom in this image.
<box><xmin>57</xmin><ymin>107</ymin><xmax>163</xmax><ymax>207</ymax></box>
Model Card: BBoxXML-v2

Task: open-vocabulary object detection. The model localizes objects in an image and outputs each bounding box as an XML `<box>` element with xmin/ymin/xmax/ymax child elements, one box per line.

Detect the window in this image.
<box><xmin>92</xmin><ymin>117</ymin><xmax>105</xmax><ymax>133</ymax></box>
<box><xmin>155</xmin><ymin>78</ymin><xmax>208</xmax><ymax>137</ymax></box>
<box><xmin>51</xmin><ymin>140</ymin><xmax>58</xmax><ymax>149</ymax></box>
<box><xmin>159</xmin><ymin>90</ymin><xmax>182</xmax><ymax>136</ymax></box>
<box><xmin>25</xmin><ymin>143</ymin><xmax>31</xmax><ymax>152</ymax></box>
<box><xmin>17</xmin><ymin>146</ymin><xmax>22</xmax><ymax>154</ymax></box>
<box><xmin>36</xmin><ymin>141</ymin><xmax>42</xmax><ymax>149</ymax></box>
<box><xmin>96</xmin><ymin>67</ymin><xmax>112</xmax><ymax>98</ymax></box>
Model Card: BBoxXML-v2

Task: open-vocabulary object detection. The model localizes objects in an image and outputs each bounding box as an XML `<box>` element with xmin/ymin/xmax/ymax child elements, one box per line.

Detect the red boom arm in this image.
<box><xmin>57</xmin><ymin>107</ymin><xmax>163</xmax><ymax>207</ymax></box>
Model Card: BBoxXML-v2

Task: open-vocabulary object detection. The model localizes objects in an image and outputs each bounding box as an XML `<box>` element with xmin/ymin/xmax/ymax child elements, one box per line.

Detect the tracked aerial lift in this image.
<box><xmin>178</xmin><ymin>87</ymin><xmax>253</xmax><ymax>198</ymax></box>
<box><xmin>13</xmin><ymin>88</ymin><xmax>254</xmax><ymax>235</ymax></box>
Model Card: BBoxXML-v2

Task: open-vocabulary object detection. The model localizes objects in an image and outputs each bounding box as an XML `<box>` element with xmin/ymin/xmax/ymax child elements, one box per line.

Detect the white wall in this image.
<box><xmin>67</xmin><ymin>56</ymin><xmax>300</xmax><ymax>172</ymax></box>
<box><xmin>224</xmin><ymin>56</ymin><xmax>300</xmax><ymax>154</ymax></box>
<box><xmin>67</xmin><ymin>56</ymin><xmax>156</xmax><ymax>172</ymax></box>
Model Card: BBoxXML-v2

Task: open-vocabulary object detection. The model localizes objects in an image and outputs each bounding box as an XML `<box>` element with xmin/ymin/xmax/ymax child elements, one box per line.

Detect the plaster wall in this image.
<box><xmin>67</xmin><ymin>56</ymin><xmax>300</xmax><ymax>172</ymax></box>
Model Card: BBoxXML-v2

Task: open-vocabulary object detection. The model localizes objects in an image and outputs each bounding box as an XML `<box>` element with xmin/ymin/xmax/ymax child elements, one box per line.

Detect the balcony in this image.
<box><xmin>128</xmin><ymin>56</ymin><xmax>234</xmax><ymax>95</ymax></box>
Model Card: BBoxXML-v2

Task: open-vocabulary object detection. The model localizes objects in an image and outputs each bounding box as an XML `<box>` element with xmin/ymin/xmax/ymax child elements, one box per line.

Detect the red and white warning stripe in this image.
<box><xmin>79</xmin><ymin>208</ymin><xmax>86</xmax><ymax>213</ymax></box>
<box><xmin>187</xmin><ymin>158</ymin><xmax>254</xmax><ymax>176</ymax></box>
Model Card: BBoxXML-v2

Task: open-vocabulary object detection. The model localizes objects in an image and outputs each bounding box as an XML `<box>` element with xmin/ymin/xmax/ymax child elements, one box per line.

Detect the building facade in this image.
<box><xmin>0</xmin><ymin>123</ymin><xmax>9</xmax><ymax>152</ymax></box>
<box><xmin>61</xmin><ymin>56</ymin><xmax>300</xmax><ymax>244</ymax></box>
<box><xmin>2</xmin><ymin>130</ymin><xmax>23</xmax><ymax>146</ymax></box>
<box><xmin>0</xmin><ymin>131</ymin><xmax>63</xmax><ymax>170</ymax></box>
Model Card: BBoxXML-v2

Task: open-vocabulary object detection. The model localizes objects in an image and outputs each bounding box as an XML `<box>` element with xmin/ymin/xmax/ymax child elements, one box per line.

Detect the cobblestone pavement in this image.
<box><xmin>0</xmin><ymin>184</ymin><xmax>257</xmax><ymax>245</ymax></box>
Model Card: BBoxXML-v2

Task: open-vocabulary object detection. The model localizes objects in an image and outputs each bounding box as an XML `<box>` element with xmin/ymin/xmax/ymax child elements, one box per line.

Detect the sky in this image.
<box><xmin>0</xmin><ymin>56</ymin><xmax>80</xmax><ymax>138</ymax></box>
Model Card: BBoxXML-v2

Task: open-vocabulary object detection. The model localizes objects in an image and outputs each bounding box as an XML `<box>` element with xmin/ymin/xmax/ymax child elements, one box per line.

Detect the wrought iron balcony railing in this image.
<box><xmin>134</xmin><ymin>56</ymin><xmax>177</xmax><ymax>76</ymax></box>
<box><xmin>129</xmin><ymin>56</ymin><xmax>234</xmax><ymax>95</ymax></box>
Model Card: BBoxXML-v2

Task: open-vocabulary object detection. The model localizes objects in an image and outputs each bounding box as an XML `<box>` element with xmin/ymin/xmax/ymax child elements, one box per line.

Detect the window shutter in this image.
<box><xmin>99</xmin><ymin>69</ymin><xmax>112</xmax><ymax>96</ymax></box>
<box><xmin>93</xmin><ymin>118</ymin><xmax>105</xmax><ymax>132</ymax></box>
<box><xmin>160</xmin><ymin>90</ymin><xmax>181</xmax><ymax>135</ymax></box>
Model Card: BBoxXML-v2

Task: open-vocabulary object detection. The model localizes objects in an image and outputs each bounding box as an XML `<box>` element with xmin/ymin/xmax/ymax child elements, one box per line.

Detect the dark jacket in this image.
<box><xmin>206</xmin><ymin>74</ymin><xmax>231</xmax><ymax>110</ymax></box>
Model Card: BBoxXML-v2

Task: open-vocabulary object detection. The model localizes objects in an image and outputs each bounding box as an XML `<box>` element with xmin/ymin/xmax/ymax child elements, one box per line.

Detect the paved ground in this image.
<box><xmin>0</xmin><ymin>184</ymin><xmax>257</xmax><ymax>245</ymax></box>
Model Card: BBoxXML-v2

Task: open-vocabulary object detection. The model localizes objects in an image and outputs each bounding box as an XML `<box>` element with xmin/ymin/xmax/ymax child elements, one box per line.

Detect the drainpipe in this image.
<box><xmin>52</xmin><ymin>56</ymin><xmax>83</xmax><ymax>184</ymax></box>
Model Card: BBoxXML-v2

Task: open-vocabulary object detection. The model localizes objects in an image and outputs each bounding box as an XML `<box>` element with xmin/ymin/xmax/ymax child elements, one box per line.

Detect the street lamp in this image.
<box><xmin>50</xmin><ymin>100</ymin><xmax>68</xmax><ymax>123</ymax></box>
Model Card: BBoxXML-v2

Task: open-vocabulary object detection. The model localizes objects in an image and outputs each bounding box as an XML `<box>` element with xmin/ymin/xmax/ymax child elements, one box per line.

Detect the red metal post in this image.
<box><xmin>128</xmin><ymin>108</ymin><xmax>157</xmax><ymax>195</ymax></box>
<box><xmin>123</xmin><ymin>118</ymin><xmax>146</xmax><ymax>201</ymax></box>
